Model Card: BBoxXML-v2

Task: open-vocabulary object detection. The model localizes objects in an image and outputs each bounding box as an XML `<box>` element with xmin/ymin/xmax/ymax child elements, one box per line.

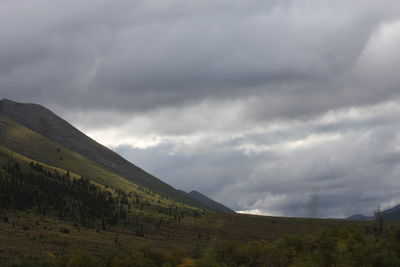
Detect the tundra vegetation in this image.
<box><xmin>2</xmin><ymin>223</ymin><xmax>400</xmax><ymax>266</ymax></box>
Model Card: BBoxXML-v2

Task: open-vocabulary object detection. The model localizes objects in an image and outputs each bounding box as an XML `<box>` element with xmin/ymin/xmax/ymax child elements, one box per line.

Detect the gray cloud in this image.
<box><xmin>1</xmin><ymin>0</ymin><xmax>400</xmax><ymax>217</ymax></box>
<box><xmin>114</xmin><ymin>103</ymin><xmax>400</xmax><ymax>217</ymax></box>
<box><xmin>2</xmin><ymin>0</ymin><xmax>400</xmax><ymax>115</ymax></box>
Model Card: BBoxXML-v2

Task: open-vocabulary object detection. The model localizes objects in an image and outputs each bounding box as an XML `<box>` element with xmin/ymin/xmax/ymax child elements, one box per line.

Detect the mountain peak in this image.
<box><xmin>0</xmin><ymin>98</ymin><xmax>21</xmax><ymax>112</ymax></box>
<box><xmin>0</xmin><ymin>98</ymin><xmax>46</xmax><ymax>112</ymax></box>
<box><xmin>0</xmin><ymin>99</ymin><xmax>62</xmax><ymax>134</ymax></box>
<box><xmin>1</xmin><ymin>98</ymin><xmax>24</xmax><ymax>104</ymax></box>
<box><xmin>0</xmin><ymin>98</ymin><xmax>14</xmax><ymax>105</ymax></box>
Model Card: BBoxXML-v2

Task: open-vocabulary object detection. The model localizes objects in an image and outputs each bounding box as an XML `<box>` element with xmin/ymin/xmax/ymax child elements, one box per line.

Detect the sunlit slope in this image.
<box><xmin>0</xmin><ymin>145</ymin><xmax>200</xmax><ymax>212</ymax></box>
<box><xmin>0</xmin><ymin>145</ymin><xmax>121</xmax><ymax>192</ymax></box>
<box><xmin>0</xmin><ymin>114</ymin><xmax>143</xmax><ymax>192</ymax></box>
<box><xmin>0</xmin><ymin>99</ymin><xmax>203</xmax><ymax>207</ymax></box>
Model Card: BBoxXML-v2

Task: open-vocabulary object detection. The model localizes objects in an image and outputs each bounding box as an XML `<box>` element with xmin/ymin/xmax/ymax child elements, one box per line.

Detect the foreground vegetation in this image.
<box><xmin>2</xmin><ymin>224</ymin><xmax>400</xmax><ymax>267</ymax></box>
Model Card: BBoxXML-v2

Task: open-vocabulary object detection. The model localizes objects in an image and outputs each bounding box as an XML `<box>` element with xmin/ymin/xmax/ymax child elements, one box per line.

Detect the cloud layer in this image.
<box><xmin>1</xmin><ymin>0</ymin><xmax>400</xmax><ymax>217</ymax></box>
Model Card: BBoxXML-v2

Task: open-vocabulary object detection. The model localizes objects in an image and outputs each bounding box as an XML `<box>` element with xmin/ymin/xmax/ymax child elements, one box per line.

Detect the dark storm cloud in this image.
<box><xmin>1</xmin><ymin>0</ymin><xmax>400</xmax><ymax>117</ymax></box>
<box><xmin>1</xmin><ymin>0</ymin><xmax>400</xmax><ymax>217</ymax></box>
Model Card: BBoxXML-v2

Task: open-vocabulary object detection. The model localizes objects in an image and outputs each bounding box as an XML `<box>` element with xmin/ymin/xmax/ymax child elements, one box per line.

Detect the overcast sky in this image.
<box><xmin>2</xmin><ymin>0</ymin><xmax>400</xmax><ymax>218</ymax></box>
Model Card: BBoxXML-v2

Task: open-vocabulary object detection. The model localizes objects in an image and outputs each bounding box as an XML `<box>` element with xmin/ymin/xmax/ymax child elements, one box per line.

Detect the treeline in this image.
<box><xmin>0</xmin><ymin>159</ymin><xmax>127</xmax><ymax>228</ymax></box>
<box><xmin>0</xmin><ymin>150</ymin><xmax>204</xmax><ymax>233</ymax></box>
<box><xmin>127</xmin><ymin>188</ymin><xmax>204</xmax><ymax>220</ymax></box>
<box><xmin>3</xmin><ymin>225</ymin><xmax>400</xmax><ymax>267</ymax></box>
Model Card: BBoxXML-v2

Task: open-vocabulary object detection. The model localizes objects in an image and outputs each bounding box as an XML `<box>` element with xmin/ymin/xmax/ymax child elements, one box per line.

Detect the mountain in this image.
<box><xmin>0</xmin><ymin>113</ymin><xmax>144</xmax><ymax>191</ymax></box>
<box><xmin>346</xmin><ymin>214</ymin><xmax>370</xmax><ymax>221</ymax></box>
<box><xmin>346</xmin><ymin>204</ymin><xmax>400</xmax><ymax>221</ymax></box>
<box><xmin>187</xmin><ymin>190</ymin><xmax>235</xmax><ymax>214</ymax></box>
<box><xmin>383</xmin><ymin>204</ymin><xmax>400</xmax><ymax>221</ymax></box>
<box><xmin>0</xmin><ymin>98</ymin><xmax>204</xmax><ymax>208</ymax></box>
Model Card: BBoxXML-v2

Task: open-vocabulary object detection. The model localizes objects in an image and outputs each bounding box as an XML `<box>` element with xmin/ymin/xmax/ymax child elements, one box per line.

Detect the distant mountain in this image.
<box><xmin>346</xmin><ymin>204</ymin><xmax>400</xmax><ymax>221</ymax></box>
<box><xmin>187</xmin><ymin>190</ymin><xmax>235</xmax><ymax>214</ymax></box>
<box><xmin>346</xmin><ymin>214</ymin><xmax>370</xmax><ymax>221</ymax></box>
<box><xmin>382</xmin><ymin>204</ymin><xmax>400</xmax><ymax>214</ymax></box>
<box><xmin>0</xmin><ymin>98</ymin><xmax>205</xmax><ymax>208</ymax></box>
<box><xmin>383</xmin><ymin>204</ymin><xmax>400</xmax><ymax>221</ymax></box>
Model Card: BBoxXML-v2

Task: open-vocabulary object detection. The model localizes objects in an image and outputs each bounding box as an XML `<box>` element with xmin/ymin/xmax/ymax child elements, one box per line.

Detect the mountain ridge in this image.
<box><xmin>0</xmin><ymin>113</ymin><xmax>143</xmax><ymax>191</ymax></box>
<box><xmin>346</xmin><ymin>204</ymin><xmax>400</xmax><ymax>221</ymax></box>
<box><xmin>0</xmin><ymin>98</ymin><xmax>204</xmax><ymax>207</ymax></box>
<box><xmin>346</xmin><ymin>214</ymin><xmax>370</xmax><ymax>221</ymax></box>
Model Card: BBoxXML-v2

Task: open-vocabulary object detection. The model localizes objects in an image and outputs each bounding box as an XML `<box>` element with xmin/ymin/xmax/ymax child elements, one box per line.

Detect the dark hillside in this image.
<box><xmin>346</xmin><ymin>214</ymin><xmax>370</xmax><ymax>221</ymax></box>
<box><xmin>384</xmin><ymin>204</ymin><xmax>400</xmax><ymax>221</ymax></box>
<box><xmin>0</xmin><ymin>99</ymin><xmax>204</xmax><ymax>207</ymax></box>
<box><xmin>187</xmin><ymin>190</ymin><xmax>235</xmax><ymax>213</ymax></box>
<box><xmin>347</xmin><ymin>204</ymin><xmax>400</xmax><ymax>222</ymax></box>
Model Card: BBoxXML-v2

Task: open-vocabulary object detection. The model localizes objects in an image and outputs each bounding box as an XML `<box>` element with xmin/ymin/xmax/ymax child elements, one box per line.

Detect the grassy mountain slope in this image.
<box><xmin>0</xmin><ymin>145</ymin><xmax>191</xmax><ymax>211</ymax></box>
<box><xmin>0</xmin><ymin>99</ymin><xmax>200</xmax><ymax>207</ymax></box>
<box><xmin>0</xmin><ymin>145</ymin><xmax>204</xmax><ymax>225</ymax></box>
<box><xmin>0</xmin><ymin>114</ymin><xmax>206</xmax><ymax>211</ymax></box>
<box><xmin>0</xmin><ymin>114</ymin><xmax>142</xmax><ymax>192</ymax></box>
